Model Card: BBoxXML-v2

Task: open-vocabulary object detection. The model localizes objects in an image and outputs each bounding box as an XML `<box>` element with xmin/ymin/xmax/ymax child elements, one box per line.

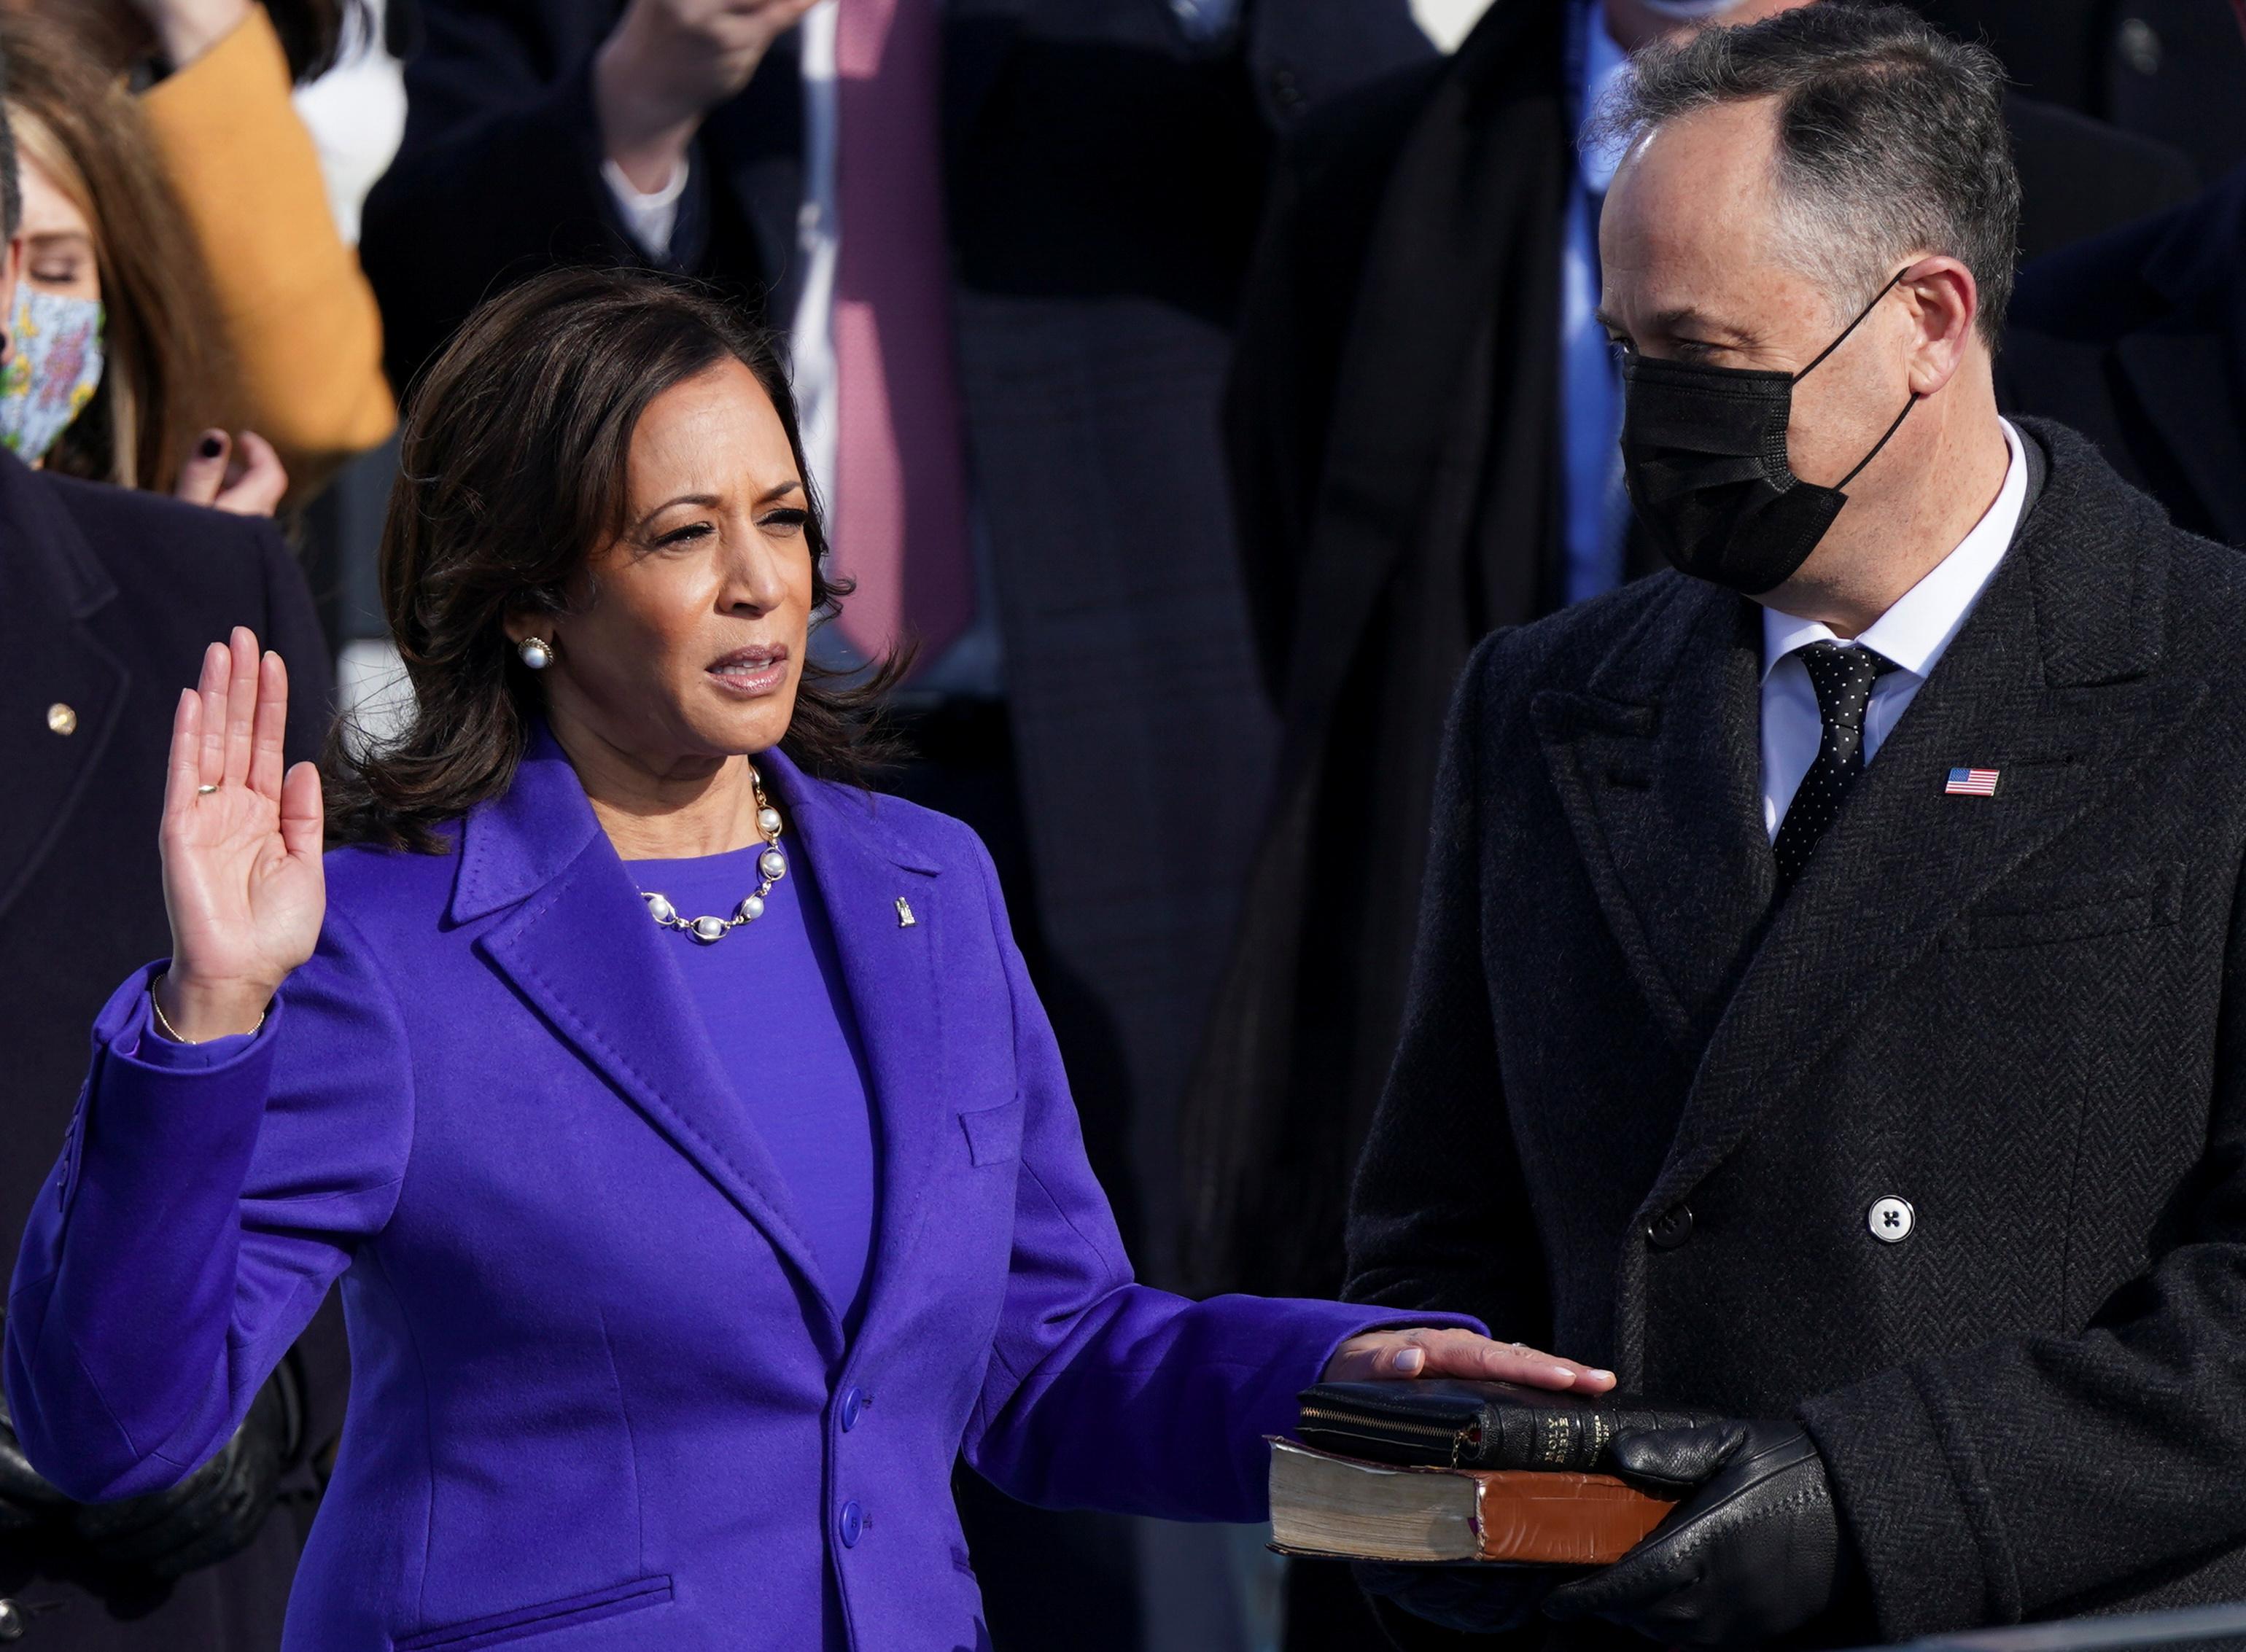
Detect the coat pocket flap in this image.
<box><xmin>1945</xmin><ymin>863</ymin><xmax>2183</xmax><ymax>951</ymax></box>
<box><xmin>393</xmin><ymin>1576</ymin><xmax>673</xmax><ymax>1651</ymax></box>
<box><xmin>959</xmin><ymin>1097</ymin><xmax>1025</xmax><ymax>1167</ymax></box>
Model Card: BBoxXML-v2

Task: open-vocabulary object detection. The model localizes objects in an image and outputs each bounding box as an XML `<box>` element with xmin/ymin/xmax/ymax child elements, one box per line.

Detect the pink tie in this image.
<box><xmin>832</xmin><ymin>0</ymin><xmax>975</xmax><ymax>666</ymax></box>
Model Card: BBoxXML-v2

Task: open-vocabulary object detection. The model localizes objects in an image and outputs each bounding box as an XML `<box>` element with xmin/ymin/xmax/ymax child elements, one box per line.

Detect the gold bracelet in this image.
<box><xmin>149</xmin><ymin>981</ymin><xmax>266</xmax><ymax>1045</ymax></box>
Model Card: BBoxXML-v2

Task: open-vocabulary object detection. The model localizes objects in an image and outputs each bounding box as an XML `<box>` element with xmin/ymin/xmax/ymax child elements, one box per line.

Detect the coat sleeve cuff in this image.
<box><xmin>1302</xmin><ymin>1312</ymin><xmax>1491</xmax><ymax>1411</ymax></box>
<box><xmin>1799</xmin><ymin>1362</ymin><xmax>2016</xmax><ymax>1638</ymax></box>
<box><xmin>82</xmin><ymin>964</ymin><xmax>281</xmax><ymax>1186</ymax></box>
<box><xmin>122</xmin><ymin>978</ymin><xmax>274</xmax><ymax>1072</ymax></box>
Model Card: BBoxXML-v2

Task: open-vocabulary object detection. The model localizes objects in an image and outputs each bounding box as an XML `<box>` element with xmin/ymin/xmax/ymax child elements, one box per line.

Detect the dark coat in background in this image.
<box><xmin>2004</xmin><ymin>160</ymin><xmax>2246</xmax><ymax>549</ymax></box>
<box><xmin>1345</xmin><ymin>421</ymin><xmax>2246</xmax><ymax>1650</ymax></box>
<box><xmin>0</xmin><ymin>450</ymin><xmax>341</xmax><ymax>1650</ymax></box>
<box><xmin>1184</xmin><ymin>0</ymin><xmax>1570</xmax><ymax>1308</ymax></box>
<box><xmin>2000</xmin><ymin>92</ymin><xmax>2196</xmax><ymax>265</ymax></box>
<box><xmin>1183</xmin><ymin>0</ymin><xmax>2189</xmax><ymax>1316</ymax></box>
<box><xmin>1914</xmin><ymin>0</ymin><xmax>2246</xmax><ymax>183</ymax></box>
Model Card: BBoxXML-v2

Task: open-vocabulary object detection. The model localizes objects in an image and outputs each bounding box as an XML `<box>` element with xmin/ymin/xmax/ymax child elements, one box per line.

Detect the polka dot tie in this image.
<box><xmin>1772</xmin><ymin>640</ymin><xmax>1901</xmax><ymax>887</ymax></box>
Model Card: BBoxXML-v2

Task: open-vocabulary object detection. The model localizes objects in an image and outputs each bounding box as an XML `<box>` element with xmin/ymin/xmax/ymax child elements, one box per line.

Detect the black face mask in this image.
<box><xmin>1618</xmin><ymin>270</ymin><xmax>1919</xmax><ymax>595</ymax></box>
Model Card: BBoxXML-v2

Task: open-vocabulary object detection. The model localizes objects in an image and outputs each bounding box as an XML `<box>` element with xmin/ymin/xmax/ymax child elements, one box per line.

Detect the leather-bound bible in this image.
<box><xmin>1268</xmin><ymin>1380</ymin><xmax>1711</xmax><ymax>1567</ymax></box>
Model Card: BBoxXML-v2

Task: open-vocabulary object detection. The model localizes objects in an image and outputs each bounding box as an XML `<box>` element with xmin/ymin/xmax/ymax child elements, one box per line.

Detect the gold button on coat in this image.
<box><xmin>46</xmin><ymin>703</ymin><xmax>77</xmax><ymax>736</ymax></box>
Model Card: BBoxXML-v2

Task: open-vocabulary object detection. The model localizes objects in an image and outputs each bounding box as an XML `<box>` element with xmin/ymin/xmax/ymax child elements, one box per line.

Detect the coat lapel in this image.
<box><xmin>459</xmin><ymin>737</ymin><xmax>845</xmax><ymax>1351</ymax></box>
<box><xmin>1534</xmin><ymin>577</ymin><xmax>1774</xmax><ymax>1048</ymax></box>
<box><xmin>1638</xmin><ymin>424</ymin><xmax>2202</xmax><ymax>1228</ymax></box>
<box><xmin>759</xmin><ymin>754</ymin><xmax>947</xmax><ymax>1346</ymax></box>
<box><xmin>0</xmin><ymin>454</ymin><xmax>129</xmax><ymax>927</ymax></box>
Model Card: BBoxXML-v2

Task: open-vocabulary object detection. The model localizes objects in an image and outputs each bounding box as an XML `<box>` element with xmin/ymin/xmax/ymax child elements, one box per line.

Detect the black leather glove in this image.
<box><xmin>66</xmin><ymin>1365</ymin><xmax>298</xmax><ymax>1580</ymax></box>
<box><xmin>0</xmin><ymin>1398</ymin><xmax>73</xmax><ymax>1535</ymax></box>
<box><xmin>1357</xmin><ymin>1560</ymin><xmax>1563</xmax><ymax>1635</ymax></box>
<box><xmin>1542</xmin><ymin>1419</ymin><xmax>1849</xmax><ymax>1648</ymax></box>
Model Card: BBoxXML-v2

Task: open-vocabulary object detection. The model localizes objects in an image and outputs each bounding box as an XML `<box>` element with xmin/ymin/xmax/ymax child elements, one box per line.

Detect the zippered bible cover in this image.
<box><xmin>1295</xmin><ymin>1379</ymin><xmax>1714</xmax><ymax>1471</ymax></box>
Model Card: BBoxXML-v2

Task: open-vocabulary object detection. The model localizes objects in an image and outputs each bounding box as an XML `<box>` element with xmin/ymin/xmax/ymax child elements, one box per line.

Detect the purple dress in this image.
<box><xmin>622</xmin><ymin>843</ymin><xmax>882</xmax><ymax>1336</ymax></box>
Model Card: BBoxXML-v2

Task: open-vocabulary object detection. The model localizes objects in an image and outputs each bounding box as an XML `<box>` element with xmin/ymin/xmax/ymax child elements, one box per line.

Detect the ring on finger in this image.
<box><xmin>198</xmin><ymin>784</ymin><xmax>218</xmax><ymax>795</ymax></box>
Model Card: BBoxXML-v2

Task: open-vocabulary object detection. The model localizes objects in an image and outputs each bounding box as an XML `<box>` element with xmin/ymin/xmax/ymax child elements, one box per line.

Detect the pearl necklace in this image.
<box><xmin>640</xmin><ymin>765</ymin><xmax>788</xmax><ymax>943</ymax></box>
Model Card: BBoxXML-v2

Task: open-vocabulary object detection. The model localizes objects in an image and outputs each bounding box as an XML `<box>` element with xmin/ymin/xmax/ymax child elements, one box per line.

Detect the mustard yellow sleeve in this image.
<box><xmin>140</xmin><ymin>6</ymin><xmax>397</xmax><ymax>499</ymax></box>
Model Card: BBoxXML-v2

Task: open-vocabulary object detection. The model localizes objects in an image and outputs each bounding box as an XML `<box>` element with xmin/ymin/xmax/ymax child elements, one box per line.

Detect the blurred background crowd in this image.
<box><xmin>2</xmin><ymin>0</ymin><xmax>2242</xmax><ymax>1648</ymax></box>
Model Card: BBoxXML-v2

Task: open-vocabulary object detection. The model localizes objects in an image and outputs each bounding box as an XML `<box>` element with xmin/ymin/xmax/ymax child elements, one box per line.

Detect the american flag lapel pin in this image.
<box><xmin>1944</xmin><ymin>766</ymin><xmax>2000</xmax><ymax>797</ymax></box>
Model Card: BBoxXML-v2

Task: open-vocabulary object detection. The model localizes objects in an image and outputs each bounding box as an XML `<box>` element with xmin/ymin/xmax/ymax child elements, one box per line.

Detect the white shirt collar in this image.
<box><xmin>1762</xmin><ymin>418</ymin><xmax>2029</xmax><ymax>685</ymax></box>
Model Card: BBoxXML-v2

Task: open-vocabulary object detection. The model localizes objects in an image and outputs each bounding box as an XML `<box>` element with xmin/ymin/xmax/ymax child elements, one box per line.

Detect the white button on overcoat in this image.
<box><xmin>1868</xmin><ymin>1196</ymin><xmax>1915</xmax><ymax>1244</ymax></box>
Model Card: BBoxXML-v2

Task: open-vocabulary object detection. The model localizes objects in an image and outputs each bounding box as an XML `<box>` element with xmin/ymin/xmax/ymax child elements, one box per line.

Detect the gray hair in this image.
<box><xmin>1595</xmin><ymin>2</ymin><xmax>2020</xmax><ymax>343</ymax></box>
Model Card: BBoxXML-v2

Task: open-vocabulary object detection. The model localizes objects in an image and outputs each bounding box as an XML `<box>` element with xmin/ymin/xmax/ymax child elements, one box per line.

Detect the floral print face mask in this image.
<box><xmin>0</xmin><ymin>288</ymin><xmax>106</xmax><ymax>465</ymax></box>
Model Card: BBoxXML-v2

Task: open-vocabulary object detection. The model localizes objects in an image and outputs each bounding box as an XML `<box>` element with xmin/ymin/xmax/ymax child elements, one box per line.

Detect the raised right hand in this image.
<box><xmin>153</xmin><ymin>628</ymin><xmax>325</xmax><ymax>1042</ymax></box>
<box><xmin>594</xmin><ymin>0</ymin><xmax>821</xmax><ymax>192</ymax></box>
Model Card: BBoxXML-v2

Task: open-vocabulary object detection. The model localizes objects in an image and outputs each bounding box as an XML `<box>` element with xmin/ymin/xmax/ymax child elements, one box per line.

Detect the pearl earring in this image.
<box><xmin>518</xmin><ymin>636</ymin><xmax>554</xmax><ymax>671</ymax></box>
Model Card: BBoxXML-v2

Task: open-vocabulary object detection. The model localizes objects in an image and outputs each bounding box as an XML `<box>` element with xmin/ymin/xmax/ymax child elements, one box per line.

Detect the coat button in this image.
<box><xmin>0</xmin><ymin>1600</ymin><xmax>23</xmax><ymax>1641</ymax></box>
<box><xmin>839</xmin><ymin>1500</ymin><xmax>865</xmax><ymax>1548</ymax></box>
<box><xmin>1868</xmin><ymin>1196</ymin><xmax>1915</xmax><ymax>1244</ymax></box>
<box><xmin>1645</xmin><ymin>1204</ymin><xmax>1694</xmax><ymax>1250</ymax></box>
<box><xmin>45</xmin><ymin>704</ymin><xmax>76</xmax><ymax>736</ymax></box>
<box><xmin>839</xmin><ymin>1386</ymin><xmax>866</xmax><ymax>1432</ymax></box>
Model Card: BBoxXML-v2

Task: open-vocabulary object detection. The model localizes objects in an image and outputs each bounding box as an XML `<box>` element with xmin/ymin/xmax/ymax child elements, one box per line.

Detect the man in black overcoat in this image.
<box><xmin>1345</xmin><ymin>9</ymin><xmax>2246</xmax><ymax>1648</ymax></box>
<box><xmin>2002</xmin><ymin>0</ymin><xmax>2246</xmax><ymax>550</ymax></box>
<box><xmin>0</xmin><ymin>92</ymin><xmax>342</xmax><ymax>1648</ymax></box>
<box><xmin>1184</xmin><ymin>0</ymin><xmax>2195</xmax><ymax>1328</ymax></box>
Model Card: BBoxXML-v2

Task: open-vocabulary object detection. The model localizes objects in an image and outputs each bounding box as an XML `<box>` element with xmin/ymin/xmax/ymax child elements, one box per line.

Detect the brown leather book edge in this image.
<box><xmin>1466</xmin><ymin>1469</ymin><xmax>1677</xmax><ymax>1564</ymax></box>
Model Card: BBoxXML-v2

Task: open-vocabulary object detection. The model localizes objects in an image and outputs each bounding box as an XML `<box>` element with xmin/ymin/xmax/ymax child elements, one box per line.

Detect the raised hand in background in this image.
<box><xmin>594</xmin><ymin>0</ymin><xmax>823</xmax><ymax>192</ymax></box>
<box><xmin>151</xmin><ymin>626</ymin><xmax>325</xmax><ymax>1043</ymax></box>
<box><xmin>173</xmin><ymin>428</ymin><xmax>290</xmax><ymax>517</ymax></box>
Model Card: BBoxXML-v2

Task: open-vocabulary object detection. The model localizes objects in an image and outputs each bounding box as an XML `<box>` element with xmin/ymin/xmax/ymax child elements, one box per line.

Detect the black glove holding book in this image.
<box><xmin>1279</xmin><ymin>1381</ymin><xmax>1857</xmax><ymax>1645</ymax></box>
<box><xmin>1543</xmin><ymin>1417</ymin><xmax>1857</xmax><ymax>1648</ymax></box>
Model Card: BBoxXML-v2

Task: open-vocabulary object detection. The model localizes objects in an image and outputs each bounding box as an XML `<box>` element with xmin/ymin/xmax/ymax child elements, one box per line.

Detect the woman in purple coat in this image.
<box><xmin>4</xmin><ymin>268</ymin><xmax>1608</xmax><ymax>1652</ymax></box>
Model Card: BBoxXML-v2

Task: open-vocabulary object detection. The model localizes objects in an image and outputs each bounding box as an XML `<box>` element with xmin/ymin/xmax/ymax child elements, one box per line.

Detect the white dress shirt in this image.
<box><xmin>1760</xmin><ymin>418</ymin><xmax>2029</xmax><ymax>838</ymax></box>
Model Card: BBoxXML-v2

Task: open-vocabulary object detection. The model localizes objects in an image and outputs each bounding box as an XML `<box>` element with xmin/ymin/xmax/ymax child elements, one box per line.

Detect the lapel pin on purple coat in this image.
<box><xmin>896</xmin><ymin>897</ymin><xmax>917</xmax><ymax>928</ymax></box>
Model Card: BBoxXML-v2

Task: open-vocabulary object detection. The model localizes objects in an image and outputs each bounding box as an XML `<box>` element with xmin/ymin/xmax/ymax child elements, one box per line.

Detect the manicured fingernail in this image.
<box><xmin>1553</xmin><ymin>1365</ymin><xmax>1577</xmax><ymax>1382</ymax></box>
<box><xmin>1394</xmin><ymin>1347</ymin><xmax>1425</xmax><ymax>1374</ymax></box>
<box><xmin>199</xmin><ymin>433</ymin><xmax>224</xmax><ymax>459</ymax></box>
<box><xmin>1592</xmin><ymin>1370</ymin><xmax>1616</xmax><ymax>1384</ymax></box>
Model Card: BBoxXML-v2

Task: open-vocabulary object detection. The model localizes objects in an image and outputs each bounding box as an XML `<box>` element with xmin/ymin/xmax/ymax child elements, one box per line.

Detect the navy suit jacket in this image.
<box><xmin>0</xmin><ymin>448</ymin><xmax>335</xmax><ymax>1648</ymax></box>
<box><xmin>6</xmin><ymin>737</ymin><xmax>1459</xmax><ymax>1651</ymax></box>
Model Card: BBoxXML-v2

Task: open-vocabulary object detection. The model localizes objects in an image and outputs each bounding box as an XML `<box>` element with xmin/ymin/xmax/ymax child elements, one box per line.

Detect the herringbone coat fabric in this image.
<box><xmin>1345</xmin><ymin>419</ymin><xmax>2246</xmax><ymax>1647</ymax></box>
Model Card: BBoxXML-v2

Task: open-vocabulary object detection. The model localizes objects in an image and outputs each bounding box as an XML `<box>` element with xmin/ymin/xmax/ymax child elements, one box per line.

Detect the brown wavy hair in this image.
<box><xmin>1</xmin><ymin>11</ymin><xmax>230</xmax><ymax>492</ymax></box>
<box><xmin>324</xmin><ymin>267</ymin><xmax>908</xmax><ymax>853</ymax></box>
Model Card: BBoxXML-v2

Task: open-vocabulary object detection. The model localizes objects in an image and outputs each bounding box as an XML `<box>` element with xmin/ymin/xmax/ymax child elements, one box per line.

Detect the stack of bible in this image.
<box><xmin>1268</xmin><ymin>1380</ymin><xmax>1707</xmax><ymax>1566</ymax></box>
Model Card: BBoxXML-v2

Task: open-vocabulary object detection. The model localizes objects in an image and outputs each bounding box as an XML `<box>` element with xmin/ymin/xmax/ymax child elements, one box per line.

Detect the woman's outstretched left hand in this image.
<box><xmin>1321</xmin><ymin>1328</ymin><xmax>1614</xmax><ymax>1392</ymax></box>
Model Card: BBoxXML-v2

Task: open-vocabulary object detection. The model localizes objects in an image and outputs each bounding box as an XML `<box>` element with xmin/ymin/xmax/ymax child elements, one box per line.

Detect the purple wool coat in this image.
<box><xmin>6</xmin><ymin>738</ymin><xmax>1469</xmax><ymax>1651</ymax></box>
